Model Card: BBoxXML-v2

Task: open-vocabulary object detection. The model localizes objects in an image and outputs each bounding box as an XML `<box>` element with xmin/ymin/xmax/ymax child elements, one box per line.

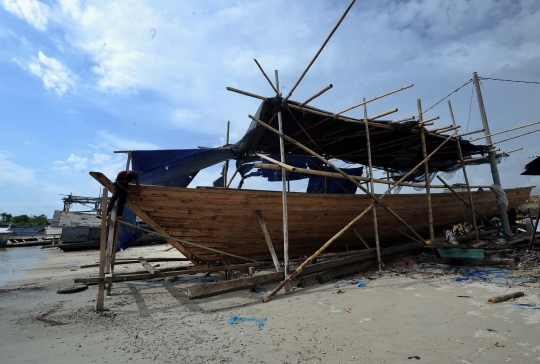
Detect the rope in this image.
<box><xmin>479</xmin><ymin>77</ymin><xmax>540</xmax><ymax>85</ymax></box>
<box><xmin>424</xmin><ymin>79</ymin><xmax>473</xmax><ymax>114</ymax></box>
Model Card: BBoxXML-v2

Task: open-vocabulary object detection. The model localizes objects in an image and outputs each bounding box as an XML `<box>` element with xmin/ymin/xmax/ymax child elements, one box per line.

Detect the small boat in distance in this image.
<box><xmin>0</xmin><ymin>226</ymin><xmax>13</xmax><ymax>245</ymax></box>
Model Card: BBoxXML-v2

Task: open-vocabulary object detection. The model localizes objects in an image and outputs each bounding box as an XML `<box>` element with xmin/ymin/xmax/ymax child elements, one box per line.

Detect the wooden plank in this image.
<box><xmin>187</xmin><ymin>243</ymin><xmax>423</xmax><ymax>299</ymax></box>
<box><xmin>256</xmin><ymin>210</ymin><xmax>281</xmax><ymax>272</ymax></box>
<box><xmin>75</xmin><ymin>261</ymin><xmax>273</xmax><ymax>283</ymax></box>
<box><xmin>140</xmin><ymin>259</ymin><xmax>161</xmax><ymax>276</ymax></box>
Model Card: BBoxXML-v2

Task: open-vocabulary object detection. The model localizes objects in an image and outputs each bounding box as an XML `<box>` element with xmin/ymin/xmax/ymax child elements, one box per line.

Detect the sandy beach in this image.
<box><xmin>1</xmin><ymin>245</ymin><xmax>540</xmax><ymax>364</ymax></box>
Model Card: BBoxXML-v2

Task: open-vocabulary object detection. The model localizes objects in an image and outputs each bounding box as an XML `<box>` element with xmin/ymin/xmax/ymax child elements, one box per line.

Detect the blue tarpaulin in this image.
<box><xmin>117</xmin><ymin>148</ymin><xmax>235</xmax><ymax>250</ymax></box>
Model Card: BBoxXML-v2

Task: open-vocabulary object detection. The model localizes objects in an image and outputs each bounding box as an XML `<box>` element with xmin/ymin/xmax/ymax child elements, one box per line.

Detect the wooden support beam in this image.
<box><xmin>253</xmin><ymin>59</ymin><xmax>278</xmax><ymax>94</ymax></box>
<box><xmin>333</xmin><ymin>85</ymin><xmax>413</xmax><ymax>116</ymax></box>
<box><xmin>223</xmin><ymin>121</ymin><xmax>230</xmax><ymax>187</ymax></box>
<box><xmin>75</xmin><ymin>261</ymin><xmax>274</xmax><ymax>284</ymax></box>
<box><xmin>104</xmin><ymin>204</ymin><xmax>117</xmax><ymax>295</ymax></box>
<box><xmin>106</xmin><ymin>210</ymin><xmax>120</xmax><ymax>295</ymax></box>
<box><xmin>82</xmin><ymin>257</ymin><xmax>189</xmax><ymax>269</ymax></box>
<box><xmin>300</xmin><ymin>84</ymin><xmax>333</xmax><ymax>106</ymax></box>
<box><xmin>95</xmin><ymin>190</ymin><xmax>108</xmax><ymax>311</ymax></box>
<box><xmin>469</xmin><ymin>119</ymin><xmax>540</xmax><ymax>142</ymax></box>
<box><xmin>255</xmin><ymin>210</ymin><xmax>281</xmax><ymax>272</ymax></box>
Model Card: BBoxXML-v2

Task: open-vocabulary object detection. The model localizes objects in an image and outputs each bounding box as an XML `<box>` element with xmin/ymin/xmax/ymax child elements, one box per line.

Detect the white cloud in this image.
<box><xmin>1</xmin><ymin>0</ymin><xmax>49</xmax><ymax>30</ymax></box>
<box><xmin>0</xmin><ymin>152</ymin><xmax>35</xmax><ymax>187</ymax></box>
<box><xmin>28</xmin><ymin>51</ymin><xmax>74</xmax><ymax>96</ymax></box>
<box><xmin>94</xmin><ymin>131</ymin><xmax>158</xmax><ymax>151</ymax></box>
<box><xmin>66</xmin><ymin>153</ymin><xmax>88</xmax><ymax>170</ymax></box>
<box><xmin>92</xmin><ymin>153</ymin><xmax>111</xmax><ymax>165</ymax></box>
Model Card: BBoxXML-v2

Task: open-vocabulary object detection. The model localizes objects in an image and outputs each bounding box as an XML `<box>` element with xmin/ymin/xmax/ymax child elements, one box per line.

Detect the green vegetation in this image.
<box><xmin>0</xmin><ymin>213</ymin><xmax>48</xmax><ymax>226</ymax></box>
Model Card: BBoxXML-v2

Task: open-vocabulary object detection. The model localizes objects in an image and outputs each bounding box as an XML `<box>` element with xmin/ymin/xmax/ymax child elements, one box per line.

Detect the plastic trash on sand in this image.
<box><xmin>357</xmin><ymin>282</ymin><xmax>367</xmax><ymax>287</ymax></box>
<box><xmin>227</xmin><ymin>315</ymin><xmax>266</xmax><ymax>327</ymax></box>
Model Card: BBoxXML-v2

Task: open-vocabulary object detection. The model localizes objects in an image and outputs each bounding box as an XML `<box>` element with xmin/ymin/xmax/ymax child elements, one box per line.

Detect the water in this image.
<box><xmin>0</xmin><ymin>247</ymin><xmax>44</xmax><ymax>287</ymax></box>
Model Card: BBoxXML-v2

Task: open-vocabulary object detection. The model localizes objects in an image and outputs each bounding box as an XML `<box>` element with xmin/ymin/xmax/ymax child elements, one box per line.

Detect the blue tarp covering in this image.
<box><xmin>117</xmin><ymin>148</ymin><xmax>235</xmax><ymax>250</ymax></box>
<box><xmin>238</xmin><ymin>156</ymin><xmax>362</xmax><ymax>194</ymax></box>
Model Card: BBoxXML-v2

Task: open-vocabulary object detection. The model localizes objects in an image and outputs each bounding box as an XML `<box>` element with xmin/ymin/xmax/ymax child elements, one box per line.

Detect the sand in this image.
<box><xmin>1</xmin><ymin>245</ymin><xmax>540</xmax><ymax>364</ymax></box>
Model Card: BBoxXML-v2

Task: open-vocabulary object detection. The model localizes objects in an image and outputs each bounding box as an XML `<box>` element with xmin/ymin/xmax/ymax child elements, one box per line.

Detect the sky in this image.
<box><xmin>1</xmin><ymin>0</ymin><xmax>540</xmax><ymax>217</ymax></box>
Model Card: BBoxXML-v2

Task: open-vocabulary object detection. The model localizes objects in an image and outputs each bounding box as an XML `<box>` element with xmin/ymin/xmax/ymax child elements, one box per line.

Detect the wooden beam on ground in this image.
<box><xmin>255</xmin><ymin>210</ymin><xmax>281</xmax><ymax>272</ymax></box>
<box><xmin>81</xmin><ymin>257</ymin><xmax>189</xmax><ymax>269</ymax></box>
<box><xmin>75</xmin><ymin>261</ymin><xmax>273</xmax><ymax>284</ymax></box>
<box><xmin>187</xmin><ymin>243</ymin><xmax>422</xmax><ymax>299</ymax></box>
<box><xmin>140</xmin><ymin>259</ymin><xmax>161</xmax><ymax>276</ymax></box>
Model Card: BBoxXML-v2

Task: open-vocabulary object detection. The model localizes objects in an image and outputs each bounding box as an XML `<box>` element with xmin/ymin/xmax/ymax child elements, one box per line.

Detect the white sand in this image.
<box><xmin>1</xmin><ymin>246</ymin><xmax>540</xmax><ymax>363</ymax></box>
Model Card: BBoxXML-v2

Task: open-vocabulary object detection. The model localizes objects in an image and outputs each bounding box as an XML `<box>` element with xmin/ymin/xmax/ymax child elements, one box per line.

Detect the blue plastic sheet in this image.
<box><xmin>227</xmin><ymin>315</ymin><xmax>266</xmax><ymax>327</ymax></box>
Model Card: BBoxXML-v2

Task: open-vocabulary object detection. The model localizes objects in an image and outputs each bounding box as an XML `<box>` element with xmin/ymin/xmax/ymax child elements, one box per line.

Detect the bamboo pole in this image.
<box><xmin>300</xmin><ymin>84</ymin><xmax>333</xmax><ymax>106</ymax></box>
<box><xmin>263</xmin><ymin>133</ymin><xmax>457</xmax><ymax>302</ymax></box>
<box><xmin>417</xmin><ymin>116</ymin><xmax>440</xmax><ymax>125</ymax></box>
<box><xmin>448</xmin><ymin>100</ymin><xmax>479</xmax><ymax>243</ymax></box>
<box><xmin>106</xmin><ymin>205</ymin><xmax>119</xmax><ymax>295</ymax></box>
<box><xmin>226</xmin><ymin>157</ymin><xmax>247</xmax><ymax>188</ymax></box>
<box><xmin>390</xmin><ymin>116</ymin><xmax>415</xmax><ymax>124</ymax></box>
<box><xmin>345</xmin><ymin>108</ymin><xmax>398</xmax><ymax>124</ymax></box>
<box><xmin>223</xmin><ymin>121</ymin><xmax>230</xmax><ymax>187</ymax></box>
<box><xmin>469</xmin><ymin>119</ymin><xmax>540</xmax><ymax>142</ymax></box>
<box><xmin>436</xmin><ymin>176</ymin><xmax>512</xmax><ymax>239</ymax></box>
<box><xmin>95</xmin><ymin>190</ymin><xmax>108</xmax><ymax>311</ymax></box>
<box><xmin>418</xmin><ymin>99</ymin><xmax>435</xmax><ymax>242</ymax></box>
<box><xmin>256</xmin><ymin>210</ymin><xmax>281</xmax><ymax>272</ymax></box>
<box><xmin>285</xmin><ymin>0</ymin><xmax>356</xmax><ymax>101</ymax></box>
<box><xmin>226</xmin><ymin>87</ymin><xmax>268</xmax><ymax>102</ymax></box>
<box><xmin>429</xmin><ymin>124</ymin><xmax>457</xmax><ymax>133</ymax></box>
<box><xmin>491</xmin><ymin>128</ymin><xmax>540</xmax><ymax>146</ymax></box>
<box><xmin>363</xmin><ymin>98</ymin><xmax>382</xmax><ymax>272</ymax></box>
<box><xmin>252</xmin><ymin>161</ymin><xmax>492</xmax><ymax>189</ymax></box>
<box><xmin>334</xmin><ymin>85</ymin><xmax>413</xmax><ymax>116</ymax></box>
<box><xmin>254</xmin><ymin>59</ymin><xmax>278</xmax><ymax>94</ymax></box>
<box><xmin>458</xmin><ymin>128</ymin><xmax>485</xmax><ymax>137</ymax></box>
<box><xmin>275</xmin><ymin>70</ymin><xmax>291</xmax><ymax>294</ymax></box>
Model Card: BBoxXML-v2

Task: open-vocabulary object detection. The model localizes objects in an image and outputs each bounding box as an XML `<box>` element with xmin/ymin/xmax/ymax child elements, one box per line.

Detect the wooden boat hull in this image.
<box><xmin>102</xmin><ymin>174</ymin><xmax>530</xmax><ymax>264</ymax></box>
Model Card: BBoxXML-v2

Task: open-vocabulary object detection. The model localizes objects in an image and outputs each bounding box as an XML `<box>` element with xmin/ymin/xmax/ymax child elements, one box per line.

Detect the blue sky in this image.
<box><xmin>1</xmin><ymin>0</ymin><xmax>540</xmax><ymax>217</ymax></box>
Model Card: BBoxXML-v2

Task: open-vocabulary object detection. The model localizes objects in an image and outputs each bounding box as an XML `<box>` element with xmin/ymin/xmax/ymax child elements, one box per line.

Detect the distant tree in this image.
<box><xmin>4</xmin><ymin>214</ymin><xmax>48</xmax><ymax>226</ymax></box>
<box><xmin>0</xmin><ymin>212</ymin><xmax>12</xmax><ymax>223</ymax></box>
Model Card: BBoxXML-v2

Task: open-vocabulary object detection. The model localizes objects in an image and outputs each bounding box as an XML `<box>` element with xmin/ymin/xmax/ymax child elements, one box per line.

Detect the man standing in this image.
<box><xmin>107</xmin><ymin>170</ymin><xmax>140</xmax><ymax>219</ymax></box>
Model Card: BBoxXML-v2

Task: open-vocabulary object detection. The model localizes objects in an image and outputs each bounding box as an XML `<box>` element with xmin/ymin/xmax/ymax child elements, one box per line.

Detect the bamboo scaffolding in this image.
<box><xmin>263</xmin><ymin>132</ymin><xmax>458</xmax><ymax>302</ymax></box>
<box><xmin>436</xmin><ymin>176</ymin><xmax>512</xmax><ymax>239</ymax></box>
<box><xmin>251</xmin><ymin>162</ymin><xmax>491</xmax><ymax>189</ymax></box>
<box><xmin>345</xmin><ymin>108</ymin><xmax>398</xmax><ymax>124</ymax></box>
<box><xmin>363</xmin><ymin>98</ymin><xmax>382</xmax><ymax>271</ymax></box>
<box><xmin>334</xmin><ymin>85</ymin><xmax>413</xmax><ymax>116</ymax></box>
<box><xmin>469</xmin><ymin>120</ymin><xmax>540</xmax><ymax>142</ymax></box>
<box><xmin>459</xmin><ymin>128</ymin><xmax>485</xmax><ymax>137</ymax></box>
<box><xmin>353</xmin><ymin>228</ymin><xmax>370</xmax><ymax>249</ymax></box>
<box><xmin>448</xmin><ymin>100</ymin><xmax>479</xmax><ymax>243</ymax></box>
<box><xmin>249</xmin><ymin>113</ymin><xmax>428</xmax><ymax>244</ymax></box>
<box><xmin>418</xmin><ymin>99</ymin><xmax>435</xmax><ymax>242</ymax></box>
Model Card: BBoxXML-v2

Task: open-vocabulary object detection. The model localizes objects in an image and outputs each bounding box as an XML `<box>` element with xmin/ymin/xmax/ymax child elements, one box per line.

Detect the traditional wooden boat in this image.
<box><xmin>91</xmin><ymin>172</ymin><xmax>531</xmax><ymax>265</ymax></box>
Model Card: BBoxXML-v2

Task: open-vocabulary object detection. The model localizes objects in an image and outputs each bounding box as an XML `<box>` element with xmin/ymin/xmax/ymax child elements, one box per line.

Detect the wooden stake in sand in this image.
<box><xmin>95</xmin><ymin>190</ymin><xmax>108</xmax><ymax>311</ymax></box>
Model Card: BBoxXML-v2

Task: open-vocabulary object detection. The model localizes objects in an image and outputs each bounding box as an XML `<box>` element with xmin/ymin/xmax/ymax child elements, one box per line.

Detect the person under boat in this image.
<box><xmin>507</xmin><ymin>207</ymin><xmax>518</xmax><ymax>234</ymax></box>
<box><xmin>107</xmin><ymin>170</ymin><xmax>140</xmax><ymax>220</ymax></box>
<box><xmin>443</xmin><ymin>227</ymin><xmax>459</xmax><ymax>245</ymax></box>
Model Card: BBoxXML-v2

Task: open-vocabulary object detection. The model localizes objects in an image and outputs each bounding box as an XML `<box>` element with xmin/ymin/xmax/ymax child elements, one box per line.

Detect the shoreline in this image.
<box><xmin>1</xmin><ymin>246</ymin><xmax>539</xmax><ymax>363</ymax></box>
